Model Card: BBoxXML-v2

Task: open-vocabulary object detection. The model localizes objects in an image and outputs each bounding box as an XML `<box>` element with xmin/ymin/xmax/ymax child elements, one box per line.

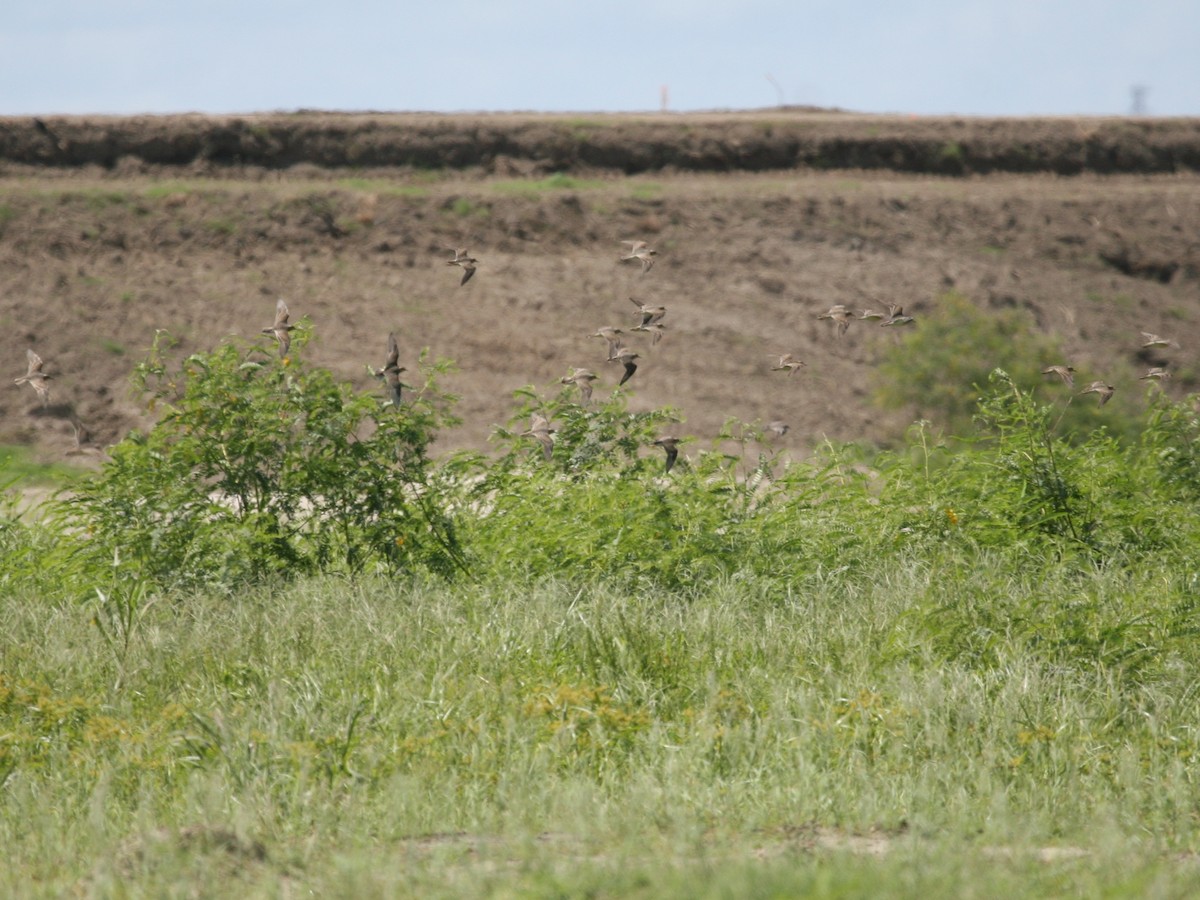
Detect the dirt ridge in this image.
<box><xmin>4</xmin><ymin>111</ymin><xmax>1200</xmax><ymax>176</ymax></box>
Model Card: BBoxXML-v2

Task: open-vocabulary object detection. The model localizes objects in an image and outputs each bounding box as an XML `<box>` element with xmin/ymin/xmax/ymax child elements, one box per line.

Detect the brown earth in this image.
<box><xmin>1</xmin><ymin>111</ymin><xmax>1199</xmax><ymax>463</ymax></box>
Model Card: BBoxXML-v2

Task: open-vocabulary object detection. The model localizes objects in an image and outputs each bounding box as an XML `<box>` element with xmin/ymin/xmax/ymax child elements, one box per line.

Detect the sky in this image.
<box><xmin>3</xmin><ymin>1</ymin><xmax>1197</xmax><ymax>117</ymax></box>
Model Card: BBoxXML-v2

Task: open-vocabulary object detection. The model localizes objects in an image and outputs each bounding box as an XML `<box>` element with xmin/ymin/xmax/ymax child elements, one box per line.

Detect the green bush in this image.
<box><xmin>10</xmin><ymin>329</ymin><xmax>1200</xmax><ymax>606</ymax></box>
<box><xmin>878</xmin><ymin>370</ymin><xmax>1200</xmax><ymax>563</ymax></box>
<box><xmin>873</xmin><ymin>290</ymin><xmax>1139</xmax><ymax>441</ymax></box>
<box><xmin>56</xmin><ymin>330</ymin><xmax>467</xmax><ymax>592</ymax></box>
<box><xmin>456</xmin><ymin>387</ymin><xmax>887</xmax><ymax>590</ymax></box>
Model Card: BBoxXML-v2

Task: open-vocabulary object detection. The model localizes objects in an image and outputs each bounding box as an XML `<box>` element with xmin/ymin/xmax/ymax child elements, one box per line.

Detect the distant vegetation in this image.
<box><xmin>5</xmin><ymin>326</ymin><xmax>1200</xmax><ymax>893</ymax></box>
<box><xmin>874</xmin><ymin>290</ymin><xmax>1145</xmax><ymax>442</ymax></box>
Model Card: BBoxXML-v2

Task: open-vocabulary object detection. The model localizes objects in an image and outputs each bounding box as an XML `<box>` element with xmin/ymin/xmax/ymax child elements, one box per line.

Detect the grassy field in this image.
<box><xmin>5</xmin><ymin>570</ymin><xmax>1200</xmax><ymax>896</ymax></box>
<box><xmin>4</xmin><ymin>337</ymin><xmax>1200</xmax><ymax>897</ymax></box>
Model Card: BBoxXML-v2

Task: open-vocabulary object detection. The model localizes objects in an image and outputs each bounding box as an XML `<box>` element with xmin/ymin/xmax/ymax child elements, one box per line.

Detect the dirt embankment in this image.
<box><xmin>3</xmin><ymin>111</ymin><xmax>1200</xmax><ymax>467</ymax></box>
<box><xmin>4</xmin><ymin>110</ymin><xmax>1200</xmax><ymax>177</ymax></box>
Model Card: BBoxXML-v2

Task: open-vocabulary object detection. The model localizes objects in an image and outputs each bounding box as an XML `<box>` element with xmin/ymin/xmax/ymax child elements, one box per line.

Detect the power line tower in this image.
<box><xmin>1130</xmin><ymin>85</ymin><xmax>1149</xmax><ymax>116</ymax></box>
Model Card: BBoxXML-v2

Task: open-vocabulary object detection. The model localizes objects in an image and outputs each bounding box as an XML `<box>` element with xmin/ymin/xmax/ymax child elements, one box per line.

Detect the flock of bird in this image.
<box><xmin>1038</xmin><ymin>330</ymin><xmax>1179</xmax><ymax>407</ymax></box>
<box><xmin>8</xmin><ymin>299</ymin><xmax>307</xmax><ymax>457</ymax></box>
<box><xmin>491</xmin><ymin>242</ymin><xmax>924</xmax><ymax>473</ymax></box>
<box><xmin>10</xmin><ymin>238</ymin><xmax>1181</xmax><ymax>472</ymax></box>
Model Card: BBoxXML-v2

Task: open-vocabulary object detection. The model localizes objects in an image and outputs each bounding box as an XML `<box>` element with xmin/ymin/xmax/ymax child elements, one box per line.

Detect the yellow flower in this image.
<box><xmin>945</xmin><ymin>507</ymin><xmax>959</xmax><ymax>525</ymax></box>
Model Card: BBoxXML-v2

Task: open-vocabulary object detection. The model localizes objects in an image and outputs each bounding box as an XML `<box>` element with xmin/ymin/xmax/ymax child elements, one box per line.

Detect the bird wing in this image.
<box><xmin>459</xmin><ymin>264</ymin><xmax>476</xmax><ymax>285</ymax></box>
<box><xmin>25</xmin><ymin>349</ymin><xmax>43</xmax><ymax>375</ymax></box>
<box><xmin>386</xmin><ymin>332</ymin><xmax>400</xmax><ymax>367</ymax></box>
<box><xmin>274</xmin><ymin>299</ymin><xmax>290</xmax><ymax>328</ymax></box>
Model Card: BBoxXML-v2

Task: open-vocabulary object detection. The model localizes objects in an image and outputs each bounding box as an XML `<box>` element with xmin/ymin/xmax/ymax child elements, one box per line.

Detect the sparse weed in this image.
<box><xmin>492</xmin><ymin>173</ymin><xmax>604</xmax><ymax>195</ymax></box>
<box><xmin>629</xmin><ymin>181</ymin><xmax>664</xmax><ymax>200</ymax></box>
<box><xmin>202</xmin><ymin>216</ymin><xmax>237</xmax><ymax>235</ymax></box>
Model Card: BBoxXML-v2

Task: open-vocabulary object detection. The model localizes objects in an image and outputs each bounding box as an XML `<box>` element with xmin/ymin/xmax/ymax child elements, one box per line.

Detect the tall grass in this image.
<box><xmin>4</xmin><ymin>568</ymin><xmax>1200</xmax><ymax>895</ymax></box>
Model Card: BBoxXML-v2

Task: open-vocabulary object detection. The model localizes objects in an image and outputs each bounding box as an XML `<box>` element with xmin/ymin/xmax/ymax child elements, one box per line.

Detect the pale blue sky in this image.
<box><xmin>3</xmin><ymin>1</ymin><xmax>1196</xmax><ymax>116</ymax></box>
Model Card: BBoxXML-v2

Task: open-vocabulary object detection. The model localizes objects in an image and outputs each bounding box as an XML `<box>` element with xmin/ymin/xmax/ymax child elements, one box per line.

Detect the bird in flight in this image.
<box><xmin>262</xmin><ymin>298</ymin><xmax>297</xmax><ymax>356</ymax></box>
<box><xmin>14</xmin><ymin>348</ymin><xmax>50</xmax><ymax>406</ymax></box>
<box><xmin>1140</xmin><ymin>332</ymin><xmax>1176</xmax><ymax>349</ymax></box>
<box><xmin>858</xmin><ymin>308</ymin><xmax>888</xmax><ymax>322</ymax></box>
<box><xmin>620</xmin><ymin>240</ymin><xmax>657</xmax><ymax>274</ymax></box>
<box><xmin>817</xmin><ymin>304</ymin><xmax>854</xmax><ymax>337</ymax></box>
<box><xmin>881</xmin><ymin>305</ymin><xmax>915</xmax><ymax>327</ymax></box>
<box><xmin>590</xmin><ymin>326</ymin><xmax>626</xmax><ymax>361</ymax></box>
<box><xmin>653</xmin><ymin>436</ymin><xmax>680</xmax><ymax>474</ymax></box>
<box><xmin>372</xmin><ymin>332</ymin><xmax>408</xmax><ymax>405</ymax></box>
<box><xmin>520</xmin><ymin>413</ymin><xmax>555</xmax><ymax>461</ymax></box>
<box><xmin>632</xmin><ymin>321</ymin><xmax>667</xmax><ymax>345</ymax></box>
<box><xmin>1140</xmin><ymin>367</ymin><xmax>1171</xmax><ymax>381</ymax></box>
<box><xmin>765</xmin><ymin>421</ymin><xmax>790</xmax><ymax>439</ymax></box>
<box><xmin>447</xmin><ymin>248</ymin><xmax>478</xmax><ymax>285</ymax></box>
<box><xmin>560</xmin><ymin>368</ymin><xmax>598</xmax><ymax>404</ymax></box>
<box><xmin>771</xmin><ymin>354</ymin><xmax>806</xmax><ymax>375</ymax></box>
<box><xmin>610</xmin><ymin>345</ymin><xmax>640</xmax><ymax>386</ymax></box>
<box><xmin>1041</xmin><ymin>365</ymin><xmax>1076</xmax><ymax>387</ymax></box>
<box><xmin>1080</xmin><ymin>381</ymin><xmax>1115</xmax><ymax>405</ymax></box>
<box><xmin>629</xmin><ymin>297</ymin><xmax>667</xmax><ymax>327</ymax></box>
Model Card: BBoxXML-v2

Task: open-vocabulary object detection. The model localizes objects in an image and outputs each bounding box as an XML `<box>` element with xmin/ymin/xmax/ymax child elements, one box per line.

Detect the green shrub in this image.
<box><xmin>873</xmin><ymin>291</ymin><xmax>1139</xmax><ymax>441</ymax></box>
<box><xmin>876</xmin><ymin>370</ymin><xmax>1200</xmax><ymax>563</ymax></box>
<box><xmin>56</xmin><ymin>330</ymin><xmax>467</xmax><ymax>592</ymax></box>
<box><xmin>456</xmin><ymin>387</ymin><xmax>887</xmax><ymax>590</ymax></box>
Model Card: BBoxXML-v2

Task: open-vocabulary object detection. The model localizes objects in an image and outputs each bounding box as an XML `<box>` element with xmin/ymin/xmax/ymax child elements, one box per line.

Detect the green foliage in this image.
<box><xmin>877</xmin><ymin>371</ymin><xmax>1200</xmax><ymax>562</ymax></box>
<box><xmin>0</xmin><ymin>444</ymin><xmax>84</xmax><ymax>486</ymax></box>
<box><xmin>1141</xmin><ymin>391</ymin><xmax>1200</xmax><ymax>499</ymax></box>
<box><xmin>873</xmin><ymin>290</ymin><xmax>1139</xmax><ymax>440</ymax></box>
<box><xmin>457</xmin><ymin>387</ymin><xmax>889</xmax><ymax>590</ymax></box>
<box><xmin>447</xmin><ymin>196</ymin><xmax>489</xmax><ymax>218</ymax></box>
<box><xmin>8</xmin><ymin>352</ymin><xmax>1200</xmax><ymax>893</ymax></box>
<box><xmin>55</xmin><ymin>330</ymin><xmax>467</xmax><ymax>592</ymax></box>
<box><xmin>6</xmin><ymin>571</ymin><xmax>1200</xmax><ymax>895</ymax></box>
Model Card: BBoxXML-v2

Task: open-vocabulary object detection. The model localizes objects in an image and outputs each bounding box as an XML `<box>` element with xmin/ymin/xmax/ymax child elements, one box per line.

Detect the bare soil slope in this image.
<box><xmin>2</xmin><ymin>112</ymin><xmax>1199</xmax><ymax>462</ymax></box>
